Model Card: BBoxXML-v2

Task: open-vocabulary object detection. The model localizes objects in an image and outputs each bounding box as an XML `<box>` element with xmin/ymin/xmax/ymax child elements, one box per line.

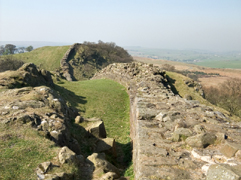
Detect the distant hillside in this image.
<box><xmin>126</xmin><ymin>47</ymin><xmax>241</xmax><ymax>69</ymax></box>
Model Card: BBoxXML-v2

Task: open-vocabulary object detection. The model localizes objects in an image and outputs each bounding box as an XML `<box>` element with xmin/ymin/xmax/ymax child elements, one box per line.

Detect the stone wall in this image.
<box><xmin>93</xmin><ymin>62</ymin><xmax>241</xmax><ymax>180</ymax></box>
<box><xmin>60</xmin><ymin>43</ymin><xmax>81</xmax><ymax>81</ymax></box>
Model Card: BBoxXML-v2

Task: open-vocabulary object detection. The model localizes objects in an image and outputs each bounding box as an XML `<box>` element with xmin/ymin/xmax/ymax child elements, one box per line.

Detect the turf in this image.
<box><xmin>0</xmin><ymin>123</ymin><xmax>59</xmax><ymax>180</ymax></box>
<box><xmin>12</xmin><ymin>46</ymin><xmax>70</xmax><ymax>71</ymax></box>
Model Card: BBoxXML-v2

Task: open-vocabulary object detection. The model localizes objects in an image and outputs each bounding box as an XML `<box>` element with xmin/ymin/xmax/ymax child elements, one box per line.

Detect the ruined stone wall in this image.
<box><xmin>60</xmin><ymin>43</ymin><xmax>81</xmax><ymax>81</ymax></box>
<box><xmin>93</xmin><ymin>62</ymin><xmax>241</xmax><ymax>180</ymax></box>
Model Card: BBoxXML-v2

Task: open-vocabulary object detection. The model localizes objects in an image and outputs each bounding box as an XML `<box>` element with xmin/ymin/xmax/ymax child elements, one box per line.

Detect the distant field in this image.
<box><xmin>193</xmin><ymin>59</ymin><xmax>241</xmax><ymax>69</ymax></box>
<box><xmin>12</xmin><ymin>45</ymin><xmax>70</xmax><ymax>71</ymax></box>
<box><xmin>134</xmin><ymin>56</ymin><xmax>241</xmax><ymax>88</ymax></box>
<box><xmin>126</xmin><ymin>47</ymin><xmax>241</xmax><ymax>65</ymax></box>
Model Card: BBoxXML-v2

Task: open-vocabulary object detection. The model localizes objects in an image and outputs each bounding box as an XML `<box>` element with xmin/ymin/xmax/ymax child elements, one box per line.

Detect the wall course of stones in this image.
<box><xmin>93</xmin><ymin>62</ymin><xmax>241</xmax><ymax>180</ymax></box>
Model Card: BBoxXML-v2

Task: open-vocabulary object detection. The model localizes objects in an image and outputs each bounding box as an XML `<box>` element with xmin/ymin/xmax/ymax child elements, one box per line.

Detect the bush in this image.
<box><xmin>0</xmin><ymin>56</ymin><xmax>24</xmax><ymax>72</ymax></box>
<box><xmin>161</xmin><ymin>64</ymin><xmax>175</xmax><ymax>71</ymax></box>
<box><xmin>203</xmin><ymin>78</ymin><xmax>241</xmax><ymax>117</ymax></box>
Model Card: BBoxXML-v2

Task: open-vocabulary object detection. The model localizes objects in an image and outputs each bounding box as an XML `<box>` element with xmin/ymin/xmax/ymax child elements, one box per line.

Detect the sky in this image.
<box><xmin>0</xmin><ymin>0</ymin><xmax>241</xmax><ymax>52</ymax></box>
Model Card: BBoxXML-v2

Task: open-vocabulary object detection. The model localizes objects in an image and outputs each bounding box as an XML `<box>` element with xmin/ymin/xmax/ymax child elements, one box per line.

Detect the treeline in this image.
<box><xmin>0</xmin><ymin>44</ymin><xmax>33</xmax><ymax>55</ymax></box>
<box><xmin>203</xmin><ymin>78</ymin><xmax>241</xmax><ymax>118</ymax></box>
<box><xmin>80</xmin><ymin>41</ymin><xmax>133</xmax><ymax>64</ymax></box>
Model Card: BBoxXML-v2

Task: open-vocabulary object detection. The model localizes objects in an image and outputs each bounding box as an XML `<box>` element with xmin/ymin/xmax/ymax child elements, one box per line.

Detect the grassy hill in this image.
<box><xmin>12</xmin><ymin>45</ymin><xmax>70</xmax><ymax>71</ymax></box>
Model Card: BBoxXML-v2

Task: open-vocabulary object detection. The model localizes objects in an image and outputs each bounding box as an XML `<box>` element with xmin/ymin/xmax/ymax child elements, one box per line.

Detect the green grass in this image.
<box><xmin>12</xmin><ymin>46</ymin><xmax>70</xmax><ymax>71</ymax></box>
<box><xmin>55</xmin><ymin>79</ymin><xmax>133</xmax><ymax>178</ymax></box>
<box><xmin>0</xmin><ymin>123</ymin><xmax>59</xmax><ymax>180</ymax></box>
<box><xmin>56</xmin><ymin>79</ymin><xmax>130</xmax><ymax>143</ymax></box>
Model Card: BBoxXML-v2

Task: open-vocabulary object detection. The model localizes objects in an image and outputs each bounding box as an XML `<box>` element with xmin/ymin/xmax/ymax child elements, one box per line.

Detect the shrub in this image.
<box><xmin>0</xmin><ymin>56</ymin><xmax>24</xmax><ymax>72</ymax></box>
<box><xmin>203</xmin><ymin>78</ymin><xmax>241</xmax><ymax>117</ymax></box>
<box><xmin>161</xmin><ymin>64</ymin><xmax>175</xmax><ymax>71</ymax></box>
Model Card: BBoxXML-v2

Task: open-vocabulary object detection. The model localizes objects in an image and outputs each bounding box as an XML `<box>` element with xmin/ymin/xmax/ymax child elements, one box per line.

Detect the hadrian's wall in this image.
<box><xmin>92</xmin><ymin>62</ymin><xmax>241</xmax><ymax>180</ymax></box>
<box><xmin>60</xmin><ymin>43</ymin><xmax>81</xmax><ymax>81</ymax></box>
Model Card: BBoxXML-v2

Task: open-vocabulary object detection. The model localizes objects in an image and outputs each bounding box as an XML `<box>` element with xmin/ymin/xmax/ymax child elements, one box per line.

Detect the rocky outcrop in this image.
<box><xmin>0</xmin><ymin>63</ymin><xmax>53</xmax><ymax>89</ymax></box>
<box><xmin>93</xmin><ymin>62</ymin><xmax>241</xmax><ymax>180</ymax></box>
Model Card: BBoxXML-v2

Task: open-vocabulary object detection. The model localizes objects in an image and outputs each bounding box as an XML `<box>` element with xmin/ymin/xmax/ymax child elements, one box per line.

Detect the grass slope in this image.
<box><xmin>12</xmin><ymin>46</ymin><xmax>70</xmax><ymax>71</ymax></box>
<box><xmin>0</xmin><ymin>123</ymin><xmax>59</xmax><ymax>179</ymax></box>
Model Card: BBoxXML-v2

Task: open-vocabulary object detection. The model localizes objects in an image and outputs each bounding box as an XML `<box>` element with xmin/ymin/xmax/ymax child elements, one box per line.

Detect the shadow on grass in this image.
<box><xmin>166</xmin><ymin>75</ymin><xmax>179</xmax><ymax>96</ymax></box>
<box><xmin>54</xmin><ymin>84</ymin><xmax>87</xmax><ymax>112</ymax></box>
<box><xmin>116</xmin><ymin>141</ymin><xmax>133</xmax><ymax>177</ymax></box>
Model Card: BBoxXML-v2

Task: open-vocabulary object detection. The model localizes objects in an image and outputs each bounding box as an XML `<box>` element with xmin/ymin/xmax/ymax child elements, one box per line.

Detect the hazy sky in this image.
<box><xmin>0</xmin><ymin>0</ymin><xmax>241</xmax><ymax>51</ymax></box>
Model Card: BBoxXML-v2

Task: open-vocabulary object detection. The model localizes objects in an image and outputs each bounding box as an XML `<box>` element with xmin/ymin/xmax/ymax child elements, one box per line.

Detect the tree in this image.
<box><xmin>0</xmin><ymin>45</ymin><xmax>5</xmax><ymax>55</ymax></box>
<box><xmin>5</xmin><ymin>44</ymin><xmax>17</xmax><ymax>54</ymax></box>
<box><xmin>204</xmin><ymin>78</ymin><xmax>241</xmax><ymax>117</ymax></box>
<box><xmin>17</xmin><ymin>47</ymin><xmax>25</xmax><ymax>53</ymax></box>
<box><xmin>25</xmin><ymin>45</ymin><xmax>33</xmax><ymax>52</ymax></box>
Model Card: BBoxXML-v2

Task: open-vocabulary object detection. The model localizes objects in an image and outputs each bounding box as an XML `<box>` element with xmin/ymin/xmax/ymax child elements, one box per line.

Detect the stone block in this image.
<box><xmin>96</xmin><ymin>138</ymin><xmax>117</xmax><ymax>157</ymax></box>
<box><xmin>185</xmin><ymin>133</ymin><xmax>216</xmax><ymax>148</ymax></box>
<box><xmin>58</xmin><ymin>146</ymin><xmax>76</xmax><ymax>164</ymax></box>
<box><xmin>207</xmin><ymin>164</ymin><xmax>241</xmax><ymax>180</ymax></box>
<box><xmin>220</xmin><ymin>141</ymin><xmax>241</xmax><ymax>158</ymax></box>
<box><xmin>86</xmin><ymin>120</ymin><xmax>106</xmax><ymax>138</ymax></box>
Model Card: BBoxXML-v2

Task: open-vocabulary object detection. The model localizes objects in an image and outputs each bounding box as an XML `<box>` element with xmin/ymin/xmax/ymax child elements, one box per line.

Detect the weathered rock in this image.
<box><xmin>235</xmin><ymin>150</ymin><xmax>241</xmax><ymax>159</ymax></box>
<box><xmin>172</xmin><ymin>128</ymin><xmax>192</xmax><ymax>142</ymax></box>
<box><xmin>185</xmin><ymin>133</ymin><xmax>217</xmax><ymax>148</ymax></box>
<box><xmin>96</xmin><ymin>138</ymin><xmax>117</xmax><ymax>157</ymax></box>
<box><xmin>220</xmin><ymin>141</ymin><xmax>241</xmax><ymax>158</ymax></box>
<box><xmin>36</xmin><ymin>161</ymin><xmax>52</xmax><ymax>174</ymax></box>
<box><xmin>193</xmin><ymin>124</ymin><xmax>206</xmax><ymax>134</ymax></box>
<box><xmin>86</xmin><ymin>120</ymin><xmax>107</xmax><ymax>138</ymax></box>
<box><xmin>75</xmin><ymin>115</ymin><xmax>83</xmax><ymax>123</ymax></box>
<box><xmin>58</xmin><ymin>146</ymin><xmax>76</xmax><ymax>164</ymax></box>
<box><xmin>36</xmin><ymin>162</ymin><xmax>52</xmax><ymax>180</ymax></box>
<box><xmin>100</xmin><ymin>172</ymin><xmax>119</xmax><ymax>180</ymax></box>
<box><xmin>87</xmin><ymin>153</ymin><xmax>119</xmax><ymax>176</ymax></box>
<box><xmin>207</xmin><ymin>164</ymin><xmax>241</xmax><ymax>180</ymax></box>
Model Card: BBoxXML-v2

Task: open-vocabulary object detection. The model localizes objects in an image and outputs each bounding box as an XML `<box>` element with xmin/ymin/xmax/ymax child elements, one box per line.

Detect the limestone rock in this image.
<box><xmin>172</xmin><ymin>128</ymin><xmax>192</xmax><ymax>142</ymax></box>
<box><xmin>96</xmin><ymin>138</ymin><xmax>117</xmax><ymax>157</ymax></box>
<box><xmin>100</xmin><ymin>172</ymin><xmax>119</xmax><ymax>180</ymax></box>
<box><xmin>36</xmin><ymin>162</ymin><xmax>52</xmax><ymax>180</ymax></box>
<box><xmin>75</xmin><ymin>115</ymin><xmax>83</xmax><ymax>123</ymax></box>
<box><xmin>193</xmin><ymin>124</ymin><xmax>206</xmax><ymax>134</ymax></box>
<box><xmin>36</xmin><ymin>161</ymin><xmax>52</xmax><ymax>174</ymax></box>
<box><xmin>58</xmin><ymin>146</ymin><xmax>76</xmax><ymax>164</ymax></box>
<box><xmin>220</xmin><ymin>141</ymin><xmax>241</xmax><ymax>158</ymax></box>
<box><xmin>87</xmin><ymin>153</ymin><xmax>119</xmax><ymax>176</ymax></box>
<box><xmin>185</xmin><ymin>133</ymin><xmax>217</xmax><ymax>148</ymax></box>
<box><xmin>86</xmin><ymin>120</ymin><xmax>107</xmax><ymax>138</ymax></box>
<box><xmin>207</xmin><ymin>164</ymin><xmax>241</xmax><ymax>180</ymax></box>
